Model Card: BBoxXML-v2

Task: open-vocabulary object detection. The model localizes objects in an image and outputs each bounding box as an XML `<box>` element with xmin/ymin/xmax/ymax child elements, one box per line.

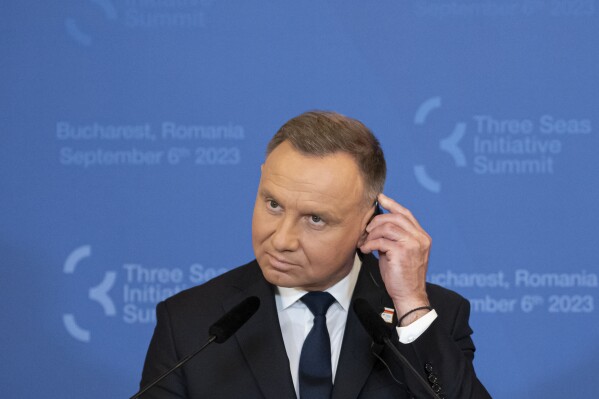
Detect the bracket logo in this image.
<box><xmin>65</xmin><ymin>0</ymin><xmax>117</xmax><ymax>46</ymax></box>
<box><xmin>412</xmin><ymin>97</ymin><xmax>584</xmax><ymax>182</ymax></box>
<box><xmin>62</xmin><ymin>245</ymin><xmax>117</xmax><ymax>342</ymax></box>
<box><xmin>65</xmin><ymin>0</ymin><xmax>212</xmax><ymax>45</ymax></box>
<box><xmin>413</xmin><ymin>97</ymin><xmax>467</xmax><ymax>193</ymax></box>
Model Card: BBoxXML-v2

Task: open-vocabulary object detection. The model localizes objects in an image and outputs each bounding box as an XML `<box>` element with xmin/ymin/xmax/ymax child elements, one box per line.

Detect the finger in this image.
<box><xmin>367</xmin><ymin>212</ymin><xmax>420</xmax><ymax>235</ymax></box>
<box><xmin>359</xmin><ymin>237</ymin><xmax>397</xmax><ymax>254</ymax></box>
<box><xmin>363</xmin><ymin>225</ymin><xmax>431</xmax><ymax>251</ymax></box>
<box><xmin>366</xmin><ymin>221</ymin><xmax>431</xmax><ymax>252</ymax></box>
<box><xmin>377</xmin><ymin>193</ymin><xmax>420</xmax><ymax>227</ymax></box>
<box><xmin>365</xmin><ymin>221</ymin><xmax>409</xmax><ymax>242</ymax></box>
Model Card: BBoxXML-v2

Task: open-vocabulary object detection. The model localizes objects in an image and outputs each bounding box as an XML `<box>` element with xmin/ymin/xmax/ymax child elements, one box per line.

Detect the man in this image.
<box><xmin>139</xmin><ymin>111</ymin><xmax>491</xmax><ymax>398</ymax></box>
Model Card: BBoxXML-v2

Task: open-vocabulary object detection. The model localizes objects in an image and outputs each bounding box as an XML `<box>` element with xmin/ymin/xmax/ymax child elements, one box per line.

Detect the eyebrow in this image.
<box><xmin>258</xmin><ymin>187</ymin><xmax>276</xmax><ymax>201</ymax></box>
<box><xmin>258</xmin><ymin>187</ymin><xmax>341</xmax><ymax>223</ymax></box>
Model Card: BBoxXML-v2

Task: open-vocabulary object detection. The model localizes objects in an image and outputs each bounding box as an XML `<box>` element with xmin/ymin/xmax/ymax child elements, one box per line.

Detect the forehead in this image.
<box><xmin>260</xmin><ymin>141</ymin><xmax>366</xmax><ymax>210</ymax></box>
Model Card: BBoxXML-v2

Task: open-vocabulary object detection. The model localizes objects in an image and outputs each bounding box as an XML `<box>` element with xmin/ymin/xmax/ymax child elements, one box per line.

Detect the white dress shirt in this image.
<box><xmin>274</xmin><ymin>255</ymin><xmax>438</xmax><ymax>397</ymax></box>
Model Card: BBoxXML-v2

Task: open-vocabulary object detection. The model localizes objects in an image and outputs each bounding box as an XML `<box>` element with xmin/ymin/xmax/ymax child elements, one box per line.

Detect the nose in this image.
<box><xmin>271</xmin><ymin>216</ymin><xmax>300</xmax><ymax>252</ymax></box>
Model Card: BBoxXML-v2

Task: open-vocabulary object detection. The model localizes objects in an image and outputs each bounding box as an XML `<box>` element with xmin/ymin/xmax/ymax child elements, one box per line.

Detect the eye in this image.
<box><xmin>308</xmin><ymin>215</ymin><xmax>326</xmax><ymax>228</ymax></box>
<box><xmin>266</xmin><ymin>199</ymin><xmax>281</xmax><ymax>212</ymax></box>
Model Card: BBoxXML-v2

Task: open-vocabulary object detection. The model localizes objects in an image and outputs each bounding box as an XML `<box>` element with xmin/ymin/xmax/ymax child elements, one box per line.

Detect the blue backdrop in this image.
<box><xmin>2</xmin><ymin>1</ymin><xmax>598</xmax><ymax>397</ymax></box>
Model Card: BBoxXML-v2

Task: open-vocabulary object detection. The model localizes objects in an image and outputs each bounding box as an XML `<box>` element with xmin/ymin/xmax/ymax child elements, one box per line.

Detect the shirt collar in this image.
<box><xmin>275</xmin><ymin>254</ymin><xmax>362</xmax><ymax>312</ymax></box>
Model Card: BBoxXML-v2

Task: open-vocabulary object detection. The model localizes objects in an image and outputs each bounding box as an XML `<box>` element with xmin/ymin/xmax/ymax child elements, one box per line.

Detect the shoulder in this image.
<box><xmin>426</xmin><ymin>282</ymin><xmax>468</xmax><ymax>306</ymax></box>
<box><xmin>426</xmin><ymin>282</ymin><xmax>472</xmax><ymax>332</ymax></box>
<box><xmin>160</xmin><ymin>259</ymin><xmax>261</xmax><ymax>315</ymax></box>
<box><xmin>150</xmin><ymin>260</ymin><xmax>266</xmax><ymax>345</ymax></box>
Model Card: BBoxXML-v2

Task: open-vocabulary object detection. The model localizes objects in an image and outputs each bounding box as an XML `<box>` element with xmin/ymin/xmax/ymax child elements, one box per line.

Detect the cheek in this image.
<box><xmin>251</xmin><ymin>210</ymin><xmax>267</xmax><ymax>246</ymax></box>
<box><xmin>252</xmin><ymin>210</ymin><xmax>276</xmax><ymax>247</ymax></box>
<box><xmin>302</xmin><ymin>231</ymin><xmax>358</xmax><ymax>267</ymax></box>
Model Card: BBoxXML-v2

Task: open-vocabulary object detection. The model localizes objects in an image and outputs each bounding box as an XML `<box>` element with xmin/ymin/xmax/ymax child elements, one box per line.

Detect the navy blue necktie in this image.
<box><xmin>299</xmin><ymin>291</ymin><xmax>336</xmax><ymax>399</ymax></box>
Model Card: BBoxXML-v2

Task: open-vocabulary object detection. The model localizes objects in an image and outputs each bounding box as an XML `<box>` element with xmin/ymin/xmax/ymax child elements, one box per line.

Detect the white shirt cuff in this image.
<box><xmin>396</xmin><ymin>309</ymin><xmax>438</xmax><ymax>344</ymax></box>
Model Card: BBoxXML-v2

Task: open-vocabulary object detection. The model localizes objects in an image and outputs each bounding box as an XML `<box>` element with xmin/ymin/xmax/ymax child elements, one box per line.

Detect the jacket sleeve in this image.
<box><xmin>399</xmin><ymin>292</ymin><xmax>492</xmax><ymax>398</ymax></box>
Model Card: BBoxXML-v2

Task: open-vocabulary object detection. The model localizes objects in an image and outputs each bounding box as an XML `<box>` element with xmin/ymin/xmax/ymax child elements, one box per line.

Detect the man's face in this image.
<box><xmin>252</xmin><ymin>141</ymin><xmax>374</xmax><ymax>291</ymax></box>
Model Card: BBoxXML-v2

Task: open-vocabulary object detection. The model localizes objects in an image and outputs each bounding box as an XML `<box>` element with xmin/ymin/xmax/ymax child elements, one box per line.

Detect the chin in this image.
<box><xmin>261</xmin><ymin>268</ymin><xmax>297</xmax><ymax>288</ymax></box>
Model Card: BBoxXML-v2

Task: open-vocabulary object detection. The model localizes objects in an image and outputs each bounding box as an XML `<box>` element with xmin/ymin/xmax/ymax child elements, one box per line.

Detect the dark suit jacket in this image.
<box><xmin>140</xmin><ymin>254</ymin><xmax>491</xmax><ymax>398</ymax></box>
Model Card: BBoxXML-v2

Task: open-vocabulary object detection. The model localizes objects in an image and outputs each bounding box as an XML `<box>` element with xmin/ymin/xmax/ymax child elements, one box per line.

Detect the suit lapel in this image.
<box><xmin>332</xmin><ymin>254</ymin><xmax>393</xmax><ymax>399</ymax></box>
<box><xmin>222</xmin><ymin>262</ymin><xmax>297</xmax><ymax>399</ymax></box>
<box><xmin>219</xmin><ymin>256</ymin><xmax>402</xmax><ymax>399</ymax></box>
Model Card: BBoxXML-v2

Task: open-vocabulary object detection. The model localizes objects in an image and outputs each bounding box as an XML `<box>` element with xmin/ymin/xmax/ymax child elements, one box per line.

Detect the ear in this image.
<box><xmin>356</xmin><ymin>205</ymin><xmax>377</xmax><ymax>247</ymax></box>
<box><xmin>357</xmin><ymin>231</ymin><xmax>368</xmax><ymax>248</ymax></box>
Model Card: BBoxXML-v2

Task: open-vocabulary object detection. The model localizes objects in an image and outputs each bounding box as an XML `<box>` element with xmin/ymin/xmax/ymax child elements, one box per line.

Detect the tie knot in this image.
<box><xmin>301</xmin><ymin>291</ymin><xmax>335</xmax><ymax>316</ymax></box>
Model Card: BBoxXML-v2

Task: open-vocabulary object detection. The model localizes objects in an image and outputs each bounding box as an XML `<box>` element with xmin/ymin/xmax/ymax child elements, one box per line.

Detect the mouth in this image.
<box><xmin>266</xmin><ymin>252</ymin><xmax>297</xmax><ymax>271</ymax></box>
